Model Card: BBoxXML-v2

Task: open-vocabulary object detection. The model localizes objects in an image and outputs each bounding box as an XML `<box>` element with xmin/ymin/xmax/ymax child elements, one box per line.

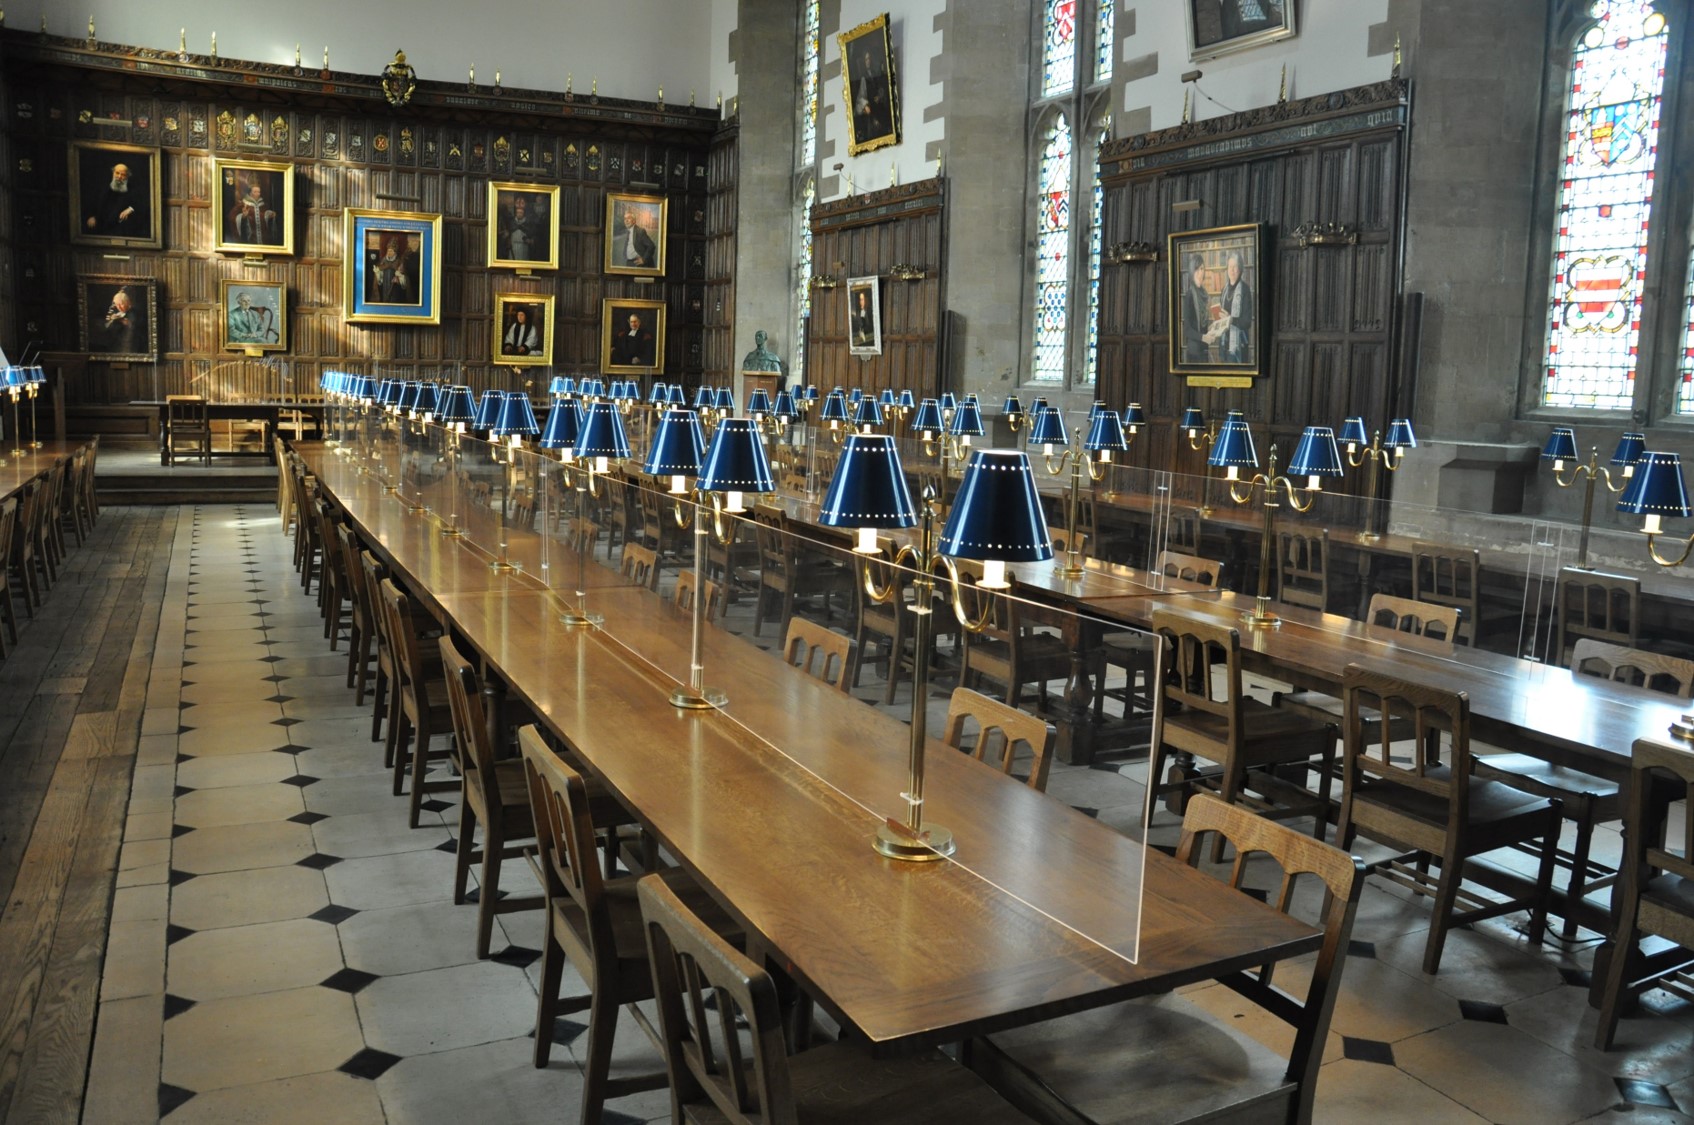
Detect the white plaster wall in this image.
<box><xmin>820</xmin><ymin>0</ymin><xmax>945</xmax><ymax>202</ymax></box>
<box><xmin>1122</xmin><ymin>0</ymin><xmax>1392</xmax><ymax>129</ymax></box>
<box><xmin>19</xmin><ymin>0</ymin><xmax>714</xmax><ymax>104</ymax></box>
<box><xmin>709</xmin><ymin>0</ymin><xmax>741</xmax><ymax>111</ymax></box>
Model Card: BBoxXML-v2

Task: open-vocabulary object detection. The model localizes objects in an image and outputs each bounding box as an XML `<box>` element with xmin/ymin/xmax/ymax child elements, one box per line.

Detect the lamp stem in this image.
<box><xmin>28</xmin><ymin>391</ymin><xmax>40</xmax><ymax>449</ymax></box>
<box><xmin>670</xmin><ymin>508</ymin><xmax>727</xmax><ymax>708</ymax></box>
<box><xmin>561</xmin><ymin>466</ymin><xmax>602</xmax><ymax>627</ymax></box>
<box><xmin>1356</xmin><ymin>445</ymin><xmax>1384</xmax><ymax>542</ymax></box>
<box><xmin>1251</xmin><ymin>481</ymin><xmax>1279</xmax><ymax>626</ymax></box>
<box><xmin>1058</xmin><ymin>452</ymin><xmax>1085</xmax><ymax>578</ymax></box>
<box><xmin>1576</xmin><ymin>465</ymin><xmax>1598</xmax><ymax>570</ymax></box>
<box><xmin>490</xmin><ymin>452</ymin><xmax>514</xmax><ymax>572</ymax></box>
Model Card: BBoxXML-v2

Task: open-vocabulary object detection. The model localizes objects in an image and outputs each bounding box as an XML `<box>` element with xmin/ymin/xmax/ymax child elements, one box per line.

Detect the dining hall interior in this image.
<box><xmin>2</xmin><ymin>0</ymin><xmax>1694</xmax><ymax>1122</ymax></box>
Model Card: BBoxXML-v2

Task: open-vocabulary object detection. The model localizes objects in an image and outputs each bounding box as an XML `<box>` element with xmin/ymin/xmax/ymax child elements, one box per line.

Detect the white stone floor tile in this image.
<box><xmin>356</xmin><ymin>960</ymin><xmax>537</xmax><ymax>1057</ymax></box>
<box><xmin>169</xmin><ymin>917</ymin><xmax>346</xmax><ymax>1001</ymax></box>
<box><xmin>163</xmin><ymin>1070</ymin><xmax>386</xmax><ymax>1124</ymax></box>
<box><xmin>162</xmin><ymin>986</ymin><xmax>365</xmax><ymax>1093</ymax></box>
<box><xmin>170</xmin><ymin>864</ymin><xmax>329</xmax><ymax>931</ymax></box>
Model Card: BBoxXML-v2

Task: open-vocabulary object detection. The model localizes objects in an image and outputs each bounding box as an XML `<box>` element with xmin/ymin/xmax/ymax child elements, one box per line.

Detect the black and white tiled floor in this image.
<box><xmin>85</xmin><ymin>504</ymin><xmax>1694</xmax><ymax>1124</ymax></box>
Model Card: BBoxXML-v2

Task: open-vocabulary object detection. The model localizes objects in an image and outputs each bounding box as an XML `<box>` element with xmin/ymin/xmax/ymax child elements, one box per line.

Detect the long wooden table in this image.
<box><xmin>297</xmin><ymin>443</ymin><xmax>1321</xmax><ymax>1049</ymax></box>
<box><xmin>0</xmin><ymin>443</ymin><xmax>83</xmax><ymax>501</ymax></box>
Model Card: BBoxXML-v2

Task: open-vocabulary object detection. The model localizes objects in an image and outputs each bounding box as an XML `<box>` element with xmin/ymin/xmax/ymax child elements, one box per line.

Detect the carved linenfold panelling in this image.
<box><xmin>1352</xmin><ymin>243</ymin><xmax>1389</xmax><ymax>334</ymax></box>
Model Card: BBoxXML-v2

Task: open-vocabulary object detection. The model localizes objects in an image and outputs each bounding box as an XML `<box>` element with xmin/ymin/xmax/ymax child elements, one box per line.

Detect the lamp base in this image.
<box><xmin>670</xmin><ymin>686</ymin><xmax>728</xmax><ymax>710</ymax></box>
<box><xmin>1354</xmin><ymin>530</ymin><xmax>1382</xmax><ymax>543</ymax></box>
<box><xmin>382</xmin><ymin>484</ymin><xmax>400</xmax><ymax>494</ymax></box>
<box><xmin>561</xmin><ymin>610</ymin><xmax>604</xmax><ymax>629</ymax></box>
<box><xmin>401</xmin><ymin>501</ymin><xmax>425</xmax><ymax>514</ymax></box>
<box><xmin>1242</xmin><ymin>597</ymin><xmax>1281</xmax><ymax>629</ymax></box>
<box><xmin>1197</xmin><ymin>505</ymin><xmax>1215</xmax><ymax>518</ymax></box>
<box><xmin>874</xmin><ymin>821</ymin><xmax>956</xmax><ymax>862</ymax></box>
<box><xmin>441</xmin><ymin>525</ymin><xmax>464</xmax><ymax>538</ymax></box>
<box><xmin>489</xmin><ymin>559</ymin><xmax>516</xmax><ymax>573</ymax></box>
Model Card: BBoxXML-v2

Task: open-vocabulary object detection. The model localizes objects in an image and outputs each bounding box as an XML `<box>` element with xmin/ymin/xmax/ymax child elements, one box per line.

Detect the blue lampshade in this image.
<box><xmin>580</xmin><ymin>378</ymin><xmax>605</xmax><ymax>399</ymax></box>
<box><xmin>1</xmin><ymin>366</ymin><xmax>22</xmax><ymax>388</ymax></box>
<box><xmin>1287</xmin><ymin>426</ymin><xmax>1345</xmax><ymax>483</ymax></box>
<box><xmin>848</xmin><ymin>388</ymin><xmax>864</xmax><ymax>406</ymax></box>
<box><xmin>412</xmin><ymin>383</ymin><xmax>440</xmax><ymax>417</ymax></box>
<box><xmin>1123</xmin><ymin>402</ymin><xmax>1146</xmax><ymax>432</ymax></box>
<box><xmin>1338</xmin><ymin>416</ymin><xmax>1369</xmax><ymax>447</ymax></box>
<box><xmin>853</xmin><ymin>395</ymin><xmax>884</xmax><ymax>427</ymax></box>
<box><xmin>940</xmin><ymin>450</ymin><xmax>1054</xmax><ymax>586</ymax></box>
<box><xmin>715</xmin><ymin>386</ymin><xmax>737</xmax><ymax>413</ymax></box>
<box><xmin>607</xmin><ymin>380</ymin><xmax>633</xmax><ymax>403</ymax></box>
<box><xmin>473</xmin><ymin>390</ymin><xmax>506</xmax><ymax>431</ymax></box>
<box><xmin>1617</xmin><ymin>451</ymin><xmax>1691</xmax><ymax>521</ymax></box>
<box><xmin>1031</xmin><ymin>396</ymin><xmax>1050</xmax><ymax>414</ymax></box>
<box><xmin>910</xmin><ymin>397</ymin><xmax>944</xmax><ymax>434</ymax></box>
<box><xmin>577</xmin><ymin>400</ymin><xmax>631</xmax><ymax>463</ymax></box>
<box><xmin>382</xmin><ymin>379</ymin><xmax>406</xmax><ymax>408</ymax></box>
<box><xmin>643</xmin><ymin>408</ymin><xmax>707</xmax><ymax>485</ymax></box>
<box><xmin>1179</xmin><ymin>406</ymin><xmax>1205</xmax><ymax>432</ymax></box>
<box><xmin>1003</xmin><ymin>394</ymin><xmax>1024</xmax><ymax>418</ymax></box>
<box><xmin>1384</xmin><ymin>418</ymin><xmax>1418</xmax><ymax>450</ymax></box>
<box><xmin>819</xmin><ymin>434</ymin><xmax>917</xmax><ymax>550</ymax></box>
<box><xmin>668</xmin><ymin>384</ymin><xmax>687</xmax><ymax>406</ymax></box>
<box><xmin>649</xmin><ymin>381</ymin><xmax>671</xmax><ymax>404</ymax></box>
<box><xmin>694</xmin><ymin>384</ymin><xmax>716</xmax><ymax>409</ymax></box>
<box><xmin>1611</xmin><ymin>432</ymin><xmax>1646</xmax><ymax>469</ymax></box>
<box><xmin>1542</xmin><ymin>426</ymin><xmax>1579</xmax><ymax>462</ymax></box>
<box><xmin>803</xmin><ymin>385</ymin><xmax>820</xmax><ymax>402</ymax></box>
<box><xmin>878</xmin><ymin>388</ymin><xmax>897</xmax><ymax>407</ymax></box>
<box><xmin>1088</xmin><ymin>400</ymin><xmax>1108</xmax><ymax>422</ymax></box>
<box><xmin>820</xmin><ymin>390</ymin><xmax>850</xmax><ymax>422</ymax></box>
<box><xmin>550</xmin><ymin>375</ymin><xmax>575</xmax><ymax>397</ymax></box>
<box><xmin>540</xmin><ymin>399</ymin><xmax>583</xmax><ymax>452</ymax></box>
<box><xmin>1207</xmin><ymin>410</ymin><xmax>1258</xmax><ymax>471</ymax></box>
<box><xmin>696</xmin><ymin>418</ymin><xmax>774</xmax><ymax>508</ymax></box>
<box><xmin>27</xmin><ymin>366</ymin><xmax>44</xmax><ymax>385</ymax></box>
<box><xmin>897</xmin><ymin>389</ymin><xmax>916</xmax><ymax>410</ymax></box>
<box><xmin>773</xmin><ymin>390</ymin><xmax>798</xmax><ymax>419</ymax></box>
<box><xmin>940</xmin><ymin>391</ymin><xmax>958</xmax><ymax>413</ymax></box>
<box><xmin>1027</xmin><ymin>405</ymin><xmax>1068</xmax><ymax>447</ymax></box>
<box><xmin>1084</xmin><ymin>410</ymin><xmax>1129</xmax><ymax>454</ymax></box>
<box><xmin>747</xmin><ymin>388</ymin><xmax>773</xmax><ymax>416</ymax></box>
<box><xmin>436</xmin><ymin>385</ymin><xmax>476</xmax><ymax>425</ymax></box>
<box><xmin>949</xmin><ymin>399</ymin><xmax>985</xmax><ymax>437</ymax></box>
<box><xmin>356</xmin><ymin>376</ymin><xmax>377</xmax><ymax>401</ymax></box>
<box><xmin>495</xmin><ymin>393</ymin><xmax>540</xmax><ymax>438</ymax></box>
<box><xmin>400</xmin><ymin>381</ymin><xmax>424</xmax><ymax>412</ymax></box>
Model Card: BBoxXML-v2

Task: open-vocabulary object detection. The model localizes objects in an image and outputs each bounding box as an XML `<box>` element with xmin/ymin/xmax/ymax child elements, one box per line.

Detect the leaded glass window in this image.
<box><xmin>799</xmin><ymin>0</ymin><xmax>820</xmax><ymax>169</ymax></box>
<box><xmin>1042</xmin><ymin>0</ymin><xmax>1077</xmax><ymax>97</ymax></box>
<box><xmin>1094</xmin><ymin>0</ymin><xmax>1114</xmax><ymax>84</ymax></box>
<box><xmin>1678</xmin><ymin>253</ymin><xmax>1694</xmax><ymax>413</ymax></box>
<box><xmin>1541</xmin><ymin>0</ymin><xmax>1668</xmax><ymax>410</ymax></box>
<box><xmin>1084</xmin><ymin>127</ymin><xmax>1107</xmax><ymax>386</ymax></box>
<box><xmin>795</xmin><ymin>178</ymin><xmax>814</xmax><ymax>386</ymax></box>
<box><xmin>1033</xmin><ymin>116</ymin><xmax>1072</xmax><ymax>384</ymax></box>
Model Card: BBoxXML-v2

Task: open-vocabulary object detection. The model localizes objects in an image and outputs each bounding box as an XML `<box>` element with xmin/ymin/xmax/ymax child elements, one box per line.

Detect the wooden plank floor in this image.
<box><xmin>0</xmin><ymin>505</ymin><xmax>175</xmax><ymax>1124</ymax></box>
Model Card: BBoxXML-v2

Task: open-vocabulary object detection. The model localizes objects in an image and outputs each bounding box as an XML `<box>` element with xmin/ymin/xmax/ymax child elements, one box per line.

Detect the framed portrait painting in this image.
<box><xmin>846</xmin><ymin>276</ymin><xmax>882</xmax><ymax>357</ymax></box>
<box><xmin>839</xmin><ymin>13</ymin><xmax>901</xmax><ymax>156</ymax></box>
<box><xmin>343</xmin><ymin>208</ymin><xmax>443</xmax><ymax>324</ymax></box>
<box><xmin>69</xmin><ymin>141</ymin><xmax>162</xmax><ymax>249</ymax></box>
<box><xmin>220</xmin><ymin>279</ymin><xmax>287</xmax><ymax>353</ymax></box>
<box><xmin>77</xmin><ymin>275</ymin><xmax>158</xmax><ymax>362</ymax></box>
<box><xmin>1167</xmin><ymin>223</ymin><xmax>1265</xmax><ymax>384</ymax></box>
<box><xmin>603</xmin><ymin>192</ymin><xmax>666</xmax><ymax>278</ymax></box>
<box><xmin>488</xmin><ymin>182</ymin><xmax>560</xmax><ymax>271</ymax></box>
<box><xmin>214</xmin><ymin>158</ymin><xmax>294</xmax><ymax>255</ymax></box>
<box><xmin>1187</xmin><ymin>0</ymin><xmax>1296</xmax><ymax>62</ymax></box>
<box><xmin>493</xmin><ymin>293</ymin><xmax>555</xmax><ymax>367</ymax></box>
<box><xmin>601</xmin><ymin>298</ymin><xmax>666</xmax><ymax>375</ymax></box>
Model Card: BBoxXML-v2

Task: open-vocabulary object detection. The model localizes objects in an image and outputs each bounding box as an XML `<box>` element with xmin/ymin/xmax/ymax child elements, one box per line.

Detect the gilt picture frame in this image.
<box><xmin>602</xmin><ymin>192</ymin><xmax>667</xmax><ymax>278</ymax></box>
<box><xmin>69</xmin><ymin>140</ymin><xmax>162</xmax><ymax>249</ymax></box>
<box><xmin>213</xmin><ymin>158</ymin><xmax>295</xmax><ymax>256</ymax></box>
<box><xmin>220</xmin><ymin>279</ymin><xmax>288</xmax><ymax>353</ymax></box>
<box><xmin>488</xmin><ymin>182</ymin><xmax>560</xmax><ymax>271</ymax></box>
<box><xmin>838</xmin><ymin>13</ymin><xmax>901</xmax><ymax>156</ymax></box>
<box><xmin>1167</xmin><ymin>223</ymin><xmax>1265</xmax><ymax>384</ymax></box>
<box><xmin>493</xmin><ymin>293</ymin><xmax>555</xmax><ymax>367</ymax></box>
<box><xmin>343</xmin><ymin>208</ymin><xmax>443</xmax><ymax>324</ymax></box>
<box><xmin>601</xmin><ymin>298</ymin><xmax>666</xmax><ymax>375</ymax></box>
<box><xmin>1187</xmin><ymin>0</ymin><xmax>1297</xmax><ymax>62</ymax></box>
<box><xmin>77</xmin><ymin>275</ymin><xmax>158</xmax><ymax>362</ymax></box>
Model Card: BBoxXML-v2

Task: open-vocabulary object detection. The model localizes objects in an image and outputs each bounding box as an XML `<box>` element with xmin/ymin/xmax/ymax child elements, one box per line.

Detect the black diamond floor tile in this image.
<box><xmin>167</xmin><ymin>868</ymin><xmax>197</xmax><ymax>887</ymax></box>
<box><xmin>267</xmin><ymin>694</ymin><xmax>295</xmax><ymax>704</ymax></box>
<box><xmin>419</xmin><ymin>798</ymin><xmax>453</xmax><ymax>813</ymax></box>
<box><xmin>435</xmin><ymin>838</ymin><xmax>459</xmax><ymax>853</ymax></box>
<box><xmin>1070</xmin><ymin>806</ymin><xmax>1100</xmax><ymax>818</ymax></box>
<box><xmin>165</xmin><ymin>924</ymin><xmax>196</xmax><ymax>946</ymax></box>
<box><xmin>173</xmin><ymin>784</ymin><xmax>195</xmax><ymax>798</ymax></box>
<box><xmin>177</xmin><ymin>725</ymin><xmax>195</xmax><ymax>736</ymax></box>
<box><xmin>529</xmin><ymin>1016</ymin><xmax>587</xmax><ymax>1046</ymax></box>
<box><xmin>263</xmin><ymin>674</ymin><xmax>290</xmax><ymax>683</ymax></box>
<box><xmin>175</xmin><ymin>753</ymin><xmax>195</xmax><ymax>764</ymax></box>
<box><xmin>1559</xmin><ymin>966</ymin><xmax>1594</xmax><ymax>988</ymax></box>
<box><xmin>171</xmin><ymin>824</ymin><xmax>196</xmax><ymax>838</ymax></box>
<box><xmin>602</xmin><ymin>1110</ymin><xmax>645</xmax><ymax>1125</ymax></box>
<box><xmin>158</xmin><ymin>1082</ymin><xmax>196</xmax><ymax>1116</ymax></box>
<box><xmin>296</xmin><ymin>852</ymin><xmax>344</xmax><ymax>870</ymax></box>
<box><xmin>320</xmin><ymin>968</ymin><xmax>380</xmax><ymax>994</ymax></box>
<box><xmin>1341</xmin><ymin>1037</ymin><xmax>1396</xmax><ymax>1066</ymax></box>
<box><xmin>463</xmin><ymin>886</ymin><xmax>508</xmax><ymax>904</ymax></box>
<box><xmin>288</xmin><ymin>810</ymin><xmax>330</xmax><ymax>825</ymax></box>
<box><xmin>272</xmin><ymin>717</ymin><xmax>303</xmax><ymax>727</ymax></box>
<box><xmin>490</xmin><ymin>945</ymin><xmax>542</xmax><ymax>969</ymax></box>
<box><xmin>308</xmin><ymin>904</ymin><xmax>360</xmax><ymax>925</ymax></box>
<box><xmin>280</xmin><ymin>774</ymin><xmax>320</xmax><ymax>787</ymax></box>
<box><xmin>338</xmin><ymin>1047</ymin><xmax>402</xmax><ymax>1080</ymax></box>
<box><xmin>177</xmin><ymin>701</ymin><xmax>195</xmax><ymax>710</ymax></box>
<box><xmin>1458</xmin><ymin>999</ymin><xmax>1509</xmax><ymax>1024</ymax></box>
<box><xmin>1347</xmin><ymin>939</ymin><xmax>1377</xmax><ymax>959</ymax></box>
<box><xmin>163</xmin><ymin>993</ymin><xmax>197</xmax><ymax>1020</ymax></box>
<box><xmin>260</xmin><ymin>655</ymin><xmax>285</xmax><ymax>663</ymax></box>
<box><xmin>1615</xmin><ymin>1078</ymin><xmax>1678</xmax><ymax>1109</ymax></box>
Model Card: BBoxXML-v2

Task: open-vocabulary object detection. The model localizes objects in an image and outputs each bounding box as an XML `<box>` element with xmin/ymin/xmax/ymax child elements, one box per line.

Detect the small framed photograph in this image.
<box><xmin>220</xmin><ymin>279</ymin><xmax>288</xmax><ymax>352</ymax></box>
<box><xmin>601</xmin><ymin>298</ymin><xmax>666</xmax><ymax>374</ymax></box>
<box><xmin>488</xmin><ymin>182</ymin><xmax>560</xmax><ymax>271</ymax></box>
<box><xmin>1187</xmin><ymin>0</ymin><xmax>1296</xmax><ymax>62</ymax></box>
<box><xmin>839</xmin><ymin>13</ymin><xmax>901</xmax><ymax>156</ymax></box>
<box><xmin>603</xmin><ymin>192</ymin><xmax>667</xmax><ymax>277</ymax></box>
<box><xmin>214</xmin><ymin>158</ymin><xmax>294</xmax><ymax>255</ymax></box>
<box><xmin>77</xmin><ymin>275</ymin><xmax>158</xmax><ymax>362</ymax></box>
<box><xmin>343</xmin><ymin>208</ymin><xmax>443</xmax><ymax>324</ymax></box>
<box><xmin>847</xmin><ymin>276</ymin><xmax>882</xmax><ymax>357</ymax></box>
<box><xmin>1168</xmin><ymin>223</ymin><xmax>1265</xmax><ymax>382</ymax></box>
<box><xmin>69</xmin><ymin>140</ymin><xmax>162</xmax><ymax>248</ymax></box>
<box><xmin>494</xmin><ymin>293</ymin><xmax>555</xmax><ymax>367</ymax></box>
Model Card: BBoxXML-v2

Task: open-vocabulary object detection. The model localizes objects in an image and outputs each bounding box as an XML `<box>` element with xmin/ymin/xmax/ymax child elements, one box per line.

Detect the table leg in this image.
<box><xmin>1055</xmin><ymin>615</ymin><xmax>1100</xmax><ymax>766</ymax></box>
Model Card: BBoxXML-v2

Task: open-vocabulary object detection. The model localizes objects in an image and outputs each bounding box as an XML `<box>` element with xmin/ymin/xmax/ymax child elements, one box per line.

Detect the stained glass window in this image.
<box><xmin>799</xmin><ymin>0</ymin><xmax>820</xmax><ymax>168</ymax></box>
<box><xmin>1542</xmin><ymin>0</ymin><xmax>1669</xmax><ymax>410</ymax></box>
<box><xmin>1033</xmin><ymin>116</ymin><xmax>1072</xmax><ymax>384</ymax></box>
<box><xmin>1084</xmin><ymin>128</ymin><xmax>1107</xmax><ymax>386</ymax></box>
<box><xmin>1094</xmin><ymin>0</ymin><xmax>1114</xmax><ymax>84</ymax></box>
<box><xmin>1042</xmin><ymin>0</ymin><xmax>1078</xmax><ymax>97</ymax></box>
<box><xmin>1679</xmin><ymin>252</ymin><xmax>1694</xmax><ymax>413</ymax></box>
<box><xmin>795</xmin><ymin>178</ymin><xmax>815</xmax><ymax>385</ymax></box>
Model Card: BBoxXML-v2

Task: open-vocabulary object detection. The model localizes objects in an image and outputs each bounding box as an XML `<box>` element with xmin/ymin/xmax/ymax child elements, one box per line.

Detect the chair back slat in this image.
<box><xmin>1556</xmin><ymin>568</ymin><xmax>1640</xmax><ymax>663</ymax></box>
<box><xmin>517</xmin><ymin>726</ymin><xmax>616</xmax><ymax>969</ymax></box>
<box><xmin>1411</xmin><ymin>543</ymin><xmax>1481</xmax><ymax>645</ymax></box>
<box><xmin>1366</xmin><ymin>593</ymin><xmax>1459</xmax><ymax>642</ymax></box>
<box><xmin>941</xmin><ymin>686</ymin><xmax>1056</xmax><ymax>792</ymax></box>
<box><xmin>782</xmin><ymin>617</ymin><xmax>853</xmax><ymax>693</ymax></box>
<box><xmin>1155</xmin><ymin>549</ymin><xmax>1222</xmax><ymax>587</ymax></box>
<box><xmin>621</xmin><ymin>543</ymin><xmax>659</xmax><ymax>589</ymax></box>
<box><xmin>1276</xmin><ymin>530</ymin><xmax>1327</xmax><ymax>612</ymax></box>
<box><xmin>439</xmin><ymin>635</ymin><xmax>496</xmax><ymax>787</ymax></box>
<box><xmin>1150</xmin><ymin>610</ymin><xmax>1241</xmax><ymax>731</ymax></box>
<box><xmin>676</xmin><ymin>570</ymin><xmax>725</xmax><ymax>620</ymax></box>
<box><xmin>1342</xmin><ymin>663</ymin><xmax>1471</xmax><ymax>811</ymax></box>
<box><xmin>1571</xmin><ymin>639</ymin><xmax>1694</xmax><ymax>698</ymax></box>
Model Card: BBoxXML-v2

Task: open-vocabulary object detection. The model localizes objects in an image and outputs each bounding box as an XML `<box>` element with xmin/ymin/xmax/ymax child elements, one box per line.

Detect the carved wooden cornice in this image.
<box><xmin>811</xmin><ymin>176</ymin><xmax>944</xmax><ymax>232</ymax></box>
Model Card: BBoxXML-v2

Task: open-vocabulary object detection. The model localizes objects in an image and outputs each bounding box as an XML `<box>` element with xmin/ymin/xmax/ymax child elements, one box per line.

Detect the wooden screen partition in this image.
<box><xmin>1096</xmin><ymin>79</ymin><xmax>1411</xmax><ymax>503</ymax></box>
<box><xmin>4</xmin><ymin>32</ymin><xmax>719</xmax><ymax>408</ymax></box>
<box><xmin>808</xmin><ymin>177</ymin><xmax>944</xmax><ymax>396</ymax></box>
<box><xmin>701</xmin><ymin>123</ymin><xmax>739</xmax><ymax>394</ymax></box>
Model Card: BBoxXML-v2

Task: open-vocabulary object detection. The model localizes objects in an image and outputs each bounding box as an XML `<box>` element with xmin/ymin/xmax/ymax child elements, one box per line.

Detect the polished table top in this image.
<box><xmin>297</xmin><ymin>443</ymin><xmax>1321</xmax><ymax>1048</ymax></box>
<box><xmin>0</xmin><ymin>443</ymin><xmax>84</xmax><ymax>502</ymax></box>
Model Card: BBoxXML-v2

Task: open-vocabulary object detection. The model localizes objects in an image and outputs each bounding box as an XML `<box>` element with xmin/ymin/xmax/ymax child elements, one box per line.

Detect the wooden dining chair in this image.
<box><xmin>10</xmin><ymin>481</ymin><xmax>45</xmax><ymax>612</ymax></box>
<box><xmin>1554</xmin><ymin>568</ymin><xmax>1640</xmax><ymax>666</ymax></box>
<box><xmin>852</xmin><ymin>547</ymin><xmax>917</xmax><ymax>704</ymax></box>
<box><xmin>378</xmin><ymin>577</ymin><xmax>456</xmax><ymax>827</ymax></box>
<box><xmin>673</xmin><ymin>569</ymin><xmax>724</xmax><ymax>620</ymax></box>
<box><xmin>440</xmin><ymin>635</ymin><xmax>542</xmax><ymax>958</ymax></box>
<box><xmin>783</xmin><ymin>616</ymin><xmax>854</xmax><ymax>693</ymax></box>
<box><xmin>620</xmin><ymin>542</ymin><xmax>660</xmax><ymax>591</ymax></box>
<box><xmin>519</xmin><ymin>727</ymin><xmax>742</xmax><ymax>1123</ymax></box>
<box><xmin>751</xmin><ymin>504</ymin><xmax>849</xmax><ymax>639</ymax></box>
<box><xmin>1364</xmin><ymin>592</ymin><xmax>1460</xmax><ymax>642</ymax></box>
<box><xmin>165</xmin><ymin>394</ymin><xmax>212</xmax><ymax>466</ymax></box>
<box><xmin>1473</xmin><ymin>640</ymin><xmax>1693</xmax><ymax>939</ymax></box>
<box><xmin>637</xmin><ymin>873</ymin><xmax>1041</xmax><ymax>1125</ymax></box>
<box><xmin>942</xmin><ymin>686</ymin><xmax>1056</xmax><ymax>792</ymax></box>
<box><xmin>1092</xmin><ymin>550</ymin><xmax>1227</xmax><ymax>722</ymax></box>
<box><xmin>1146</xmin><ymin>610</ymin><xmax>1336</xmax><ymax>854</ymax></box>
<box><xmin>957</xmin><ymin>572</ymin><xmax>1072</xmax><ymax>714</ymax></box>
<box><xmin>965</xmin><ymin>794</ymin><xmax>1365</xmax><ymax>1125</ymax></box>
<box><xmin>567</xmin><ymin>516</ymin><xmax>600</xmax><ymax>555</ymax></box>
<box><xmin>1593</xmin><ymin>736</ymin><xmax>1694</xmax><ymax>1049</ymax></box>
<box><xmin>359</xmin><ymin>550</ymin><xmax>397</xmax><ymax>743</ymax></box>
<box><xmin>1049</xmin><ymin>526</ymin><xmax>1086</xmax><ymax>558</ymax></box>
<box><xmin>335</xmin><ymin>524</ymin><xmax>376</xmax><ymax>698</ymax></box>
<box><xmin>1410</xmin><ymin>541</ymin><xmax>1512</xmax><ymax>647</ymax></box>
<box><xmin>0</xmin><ymin>498</ymin><xmax>17</xmax><ymax>657</ymax></box>
<box><xmin>1336</xmin><ymin>663</ymin><xmax>1561</xmax><ymax>973</ymax></box>
<box><xmin>313</xmin><ymin>498</ymin><xmax>351</xmax><ymax>649</ymax></box>
<box><xmin>1276</xmin><ymin>529</ymin><xmax>1328</xmax><ymax>613</ymax></box>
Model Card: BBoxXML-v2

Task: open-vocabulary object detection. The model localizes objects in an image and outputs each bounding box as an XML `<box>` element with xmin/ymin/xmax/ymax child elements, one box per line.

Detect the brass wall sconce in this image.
<box><xmin>1292</xmin><ymin>222</ymin><xmax>1358</xmax><ymax>248</ymax></box>
<box><xmin>1108</xmin><ymin>241</ymin><xmax>1161</xmax><ymax>264</ymax></box>
<box><xmin>890</xmin><ymin>263</ymin><xmax>927</xmax><ymax>281</ymax></box>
